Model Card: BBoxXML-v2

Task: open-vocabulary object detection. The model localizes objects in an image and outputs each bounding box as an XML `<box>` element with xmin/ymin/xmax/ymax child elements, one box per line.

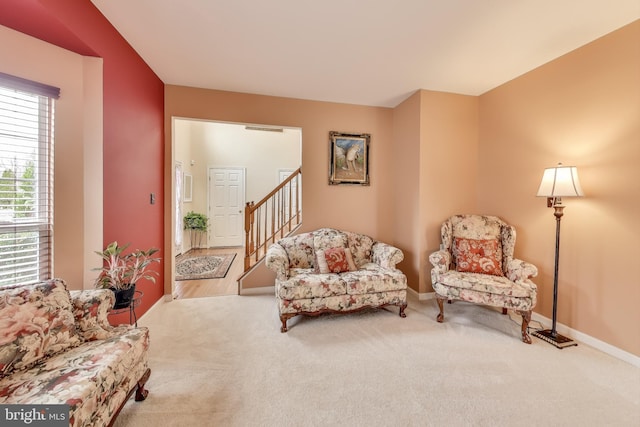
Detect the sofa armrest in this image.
<box><xmin>429</xmin><ymin>250</ymin><xmax>451</xmax><ymax>274</ymax></box>
<box><xmin>505</xmin><ymin>258</ymin><xmax>538</xmax><ymax>283</ymax></box>
<box><xmin>265</xmin><ymin>243</ymin><xmax>290</xmax><ymax>280</ymax></box>
<box><xmin>371</xmin><ymin>242</ymin><xmax>404</xmax><ymax>269</ymax></box>
<box><xmin>70</xmin><ymin>289</ymin><xmax>128</xmax><ymax>341</ymax></box>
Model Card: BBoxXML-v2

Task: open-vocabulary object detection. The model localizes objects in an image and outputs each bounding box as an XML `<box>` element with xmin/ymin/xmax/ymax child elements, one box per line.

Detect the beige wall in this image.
<box><xmin>478</xmin><ymin>21</ymin><xmax>640</xmax><ymax>355</ymax></box>
<box><xmin>0</xmin><ymin>25</ymin><xmax>103</xmax><ymax>290</ymax></box>
<box><xmin>420</xmin><ymin>90</ymin><xmax>479</xmax><ymax>292</ymax></box>
<box><xmin>392</xmin><ymin>92</ymin><xmax>422</xmax><ymax>289</ymax></box>
<box><xmin>392</xmin><ymin>90</ymin><xmax>479</xmax><ymax>292</ymax></box>
<box><xmin>189</xmin><ymin>121</ymin><xmax>300</xmax><ymax>207</ymax></box>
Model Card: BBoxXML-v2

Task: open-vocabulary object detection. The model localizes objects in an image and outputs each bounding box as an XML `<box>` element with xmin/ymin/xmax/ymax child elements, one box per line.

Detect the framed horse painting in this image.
<box><xmin>328</xmin><ymin>131</ymin><xmax>370</xmax><ymax>185</ymax></box>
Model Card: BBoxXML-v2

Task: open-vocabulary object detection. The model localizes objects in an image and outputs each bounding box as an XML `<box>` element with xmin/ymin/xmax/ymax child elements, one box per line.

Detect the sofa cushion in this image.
<box><xmin>453</xmin><ymin>237</ymin><xmax>504</xmax><ymax>276</ymax></box>
<box><xmin>0</xmin><ymin>326</ymin><xmax>149</xmax><ymax>426</ymax></box>
<box><xmin>451</xmin><ymin>215</ymin><xmax>503</xmax><ymax>240</ymax></box>
<box><xmin>71</xmin><ymin>289</ymin><xmax>119</xmax><ymax>342</ymax></box>
<box><xmin>277</xmin><ymin>269</ymin><xmax>347</xmax><ymax>300</ymax></box>
<box><xmin>315</xmin><ymin>247</ymin><xmax>357</xmax><ymax>274</ymax></box>
<box><xmin>432</xmin><ymin>281</ymin><xmax>534</xmax><ymax>312</ymax></box>
<box><xmin>312</xmin><ymin>228</ymin><xmax>348</xmax><ymax>253</ymax></box>
<box><xmin>342</xmin><ymin>264</ymin><xmax>408</xmax><ymax>295</ymax></box>
<box><xmin>278</xmin><ymin>233</ymin><xmax>315</xmax><ymax>269</ymax></box>
<box><xmin>436</xmin><ymin>270</ymin><xmax>531</xmax><ymax>298</ymax></box>
<box><xmin>344</xmin><ymin>231</ymin><xmax>374</xmax><ymax>267</ymax></box>
<box><xmin>0</xmin><ymin>279</ymin><xmax>83</xmax><ymax>378</ymax></box>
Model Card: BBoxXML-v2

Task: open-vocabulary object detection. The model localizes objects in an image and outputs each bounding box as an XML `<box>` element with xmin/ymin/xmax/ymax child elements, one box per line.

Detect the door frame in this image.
<box><xmin>167</xmin><ymin>117</ymin><xmax>302</xmax><ymax>300</ymax></box>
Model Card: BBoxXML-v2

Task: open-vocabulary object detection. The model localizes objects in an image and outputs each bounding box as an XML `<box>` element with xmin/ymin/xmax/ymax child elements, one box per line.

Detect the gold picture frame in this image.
<box><xmin>328</xmin><ymin>131</ymin><xmax>370</xmax><ymax>185</ymax></box>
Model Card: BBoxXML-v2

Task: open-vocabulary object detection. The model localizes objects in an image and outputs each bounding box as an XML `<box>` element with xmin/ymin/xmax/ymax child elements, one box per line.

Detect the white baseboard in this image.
<box><xmin>239</xmin><ymin>286</ymin><xmax>275</xmax><ymax>296</ymax></box>
<box><xmin>530</xmin><ymin>312</ymin><xmax>640</xmax><ymax>368</ymax></box>
<box><xmin>407</xmin><ymin>288</ymin><xmax>436</xmax><ymax>301</ymax></box>
<box><xmin>409</xmin><ymin>288</ymin><xmax>640</xmax><ymax>367</ymax></box>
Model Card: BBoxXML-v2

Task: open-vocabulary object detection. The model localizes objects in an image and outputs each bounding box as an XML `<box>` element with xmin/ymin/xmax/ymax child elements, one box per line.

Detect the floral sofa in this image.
<box><xmin>266</xmin><ymin>228</ymin><xmax>407</xmax><ymax>332</ymax></box>
<box><xmin>429</xmin><ymin>215</ymin><xmax>538</xmax><ymax>343</ymax></box>
<box><xmin>0</xmin><ymin>279</ymin><xmax>150</xmax><ymax>426</ymax></box>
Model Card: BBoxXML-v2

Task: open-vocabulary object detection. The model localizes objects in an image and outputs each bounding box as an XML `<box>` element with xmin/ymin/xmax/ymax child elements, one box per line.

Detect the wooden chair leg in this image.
<box><xmin>399</xmin><ymin>303</ymin><xmax>407</xmax><ymax>318</ymax></box>
<box><xmin>436</xmin><ymin>297</ymin><xmax>445</xmax><ymax>323</ymax></box>
<box><xmin>518</xmin><ymin>310</ymin><xmax>532</xmax><ymax>344</ymax></box>
<box><xmin>280</xmin><ymin>314</ymin><xmax>289</xmax><ymax>333</ymax></box>
<box><xmin>135</xmin><ymin>368</ymin><xmax>151</xmax><ymax>401</ymax></box>
<box><xmin>280</xmin><ymin>313</ymin><xmax>297</xmax><ymax>333</ymax></box>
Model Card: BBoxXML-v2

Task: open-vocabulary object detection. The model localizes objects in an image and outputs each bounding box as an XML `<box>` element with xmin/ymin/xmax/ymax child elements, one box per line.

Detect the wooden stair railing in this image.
<box><xmin>244</xmin><ymin>167</ymin><xmax>302</xmax><ymax>271</ymax></box>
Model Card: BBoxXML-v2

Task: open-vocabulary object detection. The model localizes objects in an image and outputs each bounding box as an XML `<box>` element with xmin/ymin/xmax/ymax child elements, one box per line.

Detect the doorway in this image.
<box><xmin>171</xmin><ymin>119</ymin><xmax>302</xmax><ymax>299</ymax></box>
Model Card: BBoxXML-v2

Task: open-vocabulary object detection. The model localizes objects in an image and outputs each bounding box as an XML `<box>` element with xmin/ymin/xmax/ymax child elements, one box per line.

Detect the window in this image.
<box><xmin>0</xmin><ymin>72</ymin><xmax>59</xmax><ymax>286</ymax></box>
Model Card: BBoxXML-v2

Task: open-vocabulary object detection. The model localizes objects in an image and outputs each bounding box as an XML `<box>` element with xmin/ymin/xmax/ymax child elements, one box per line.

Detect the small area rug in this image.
<box><xmin>175</xmin><ymin>253</ymin><xmax>236</xmax><ymax>280</ymax></box>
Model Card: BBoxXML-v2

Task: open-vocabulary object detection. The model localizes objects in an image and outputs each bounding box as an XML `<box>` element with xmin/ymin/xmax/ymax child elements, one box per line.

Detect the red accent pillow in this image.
<box><xmin>315</xmin><ymin>247</ymin><xmax>357</xmax><ymax>273</ymax></box>
<box><xmin>453</xmin><ymin>237</ymin><xmax>503</xmax><ymax>276</ymax></box>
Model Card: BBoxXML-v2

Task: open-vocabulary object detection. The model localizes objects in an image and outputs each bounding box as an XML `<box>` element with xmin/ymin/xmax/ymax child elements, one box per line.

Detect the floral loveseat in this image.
<box><xmin>266</xmin><ymin>228</ymin><xmax>407</xmax><ymax>332</ymax></box>
<box><xmin>0</xmin><ymin>279</ymin><xmax>150</xmax><ymax>426</ymax></box>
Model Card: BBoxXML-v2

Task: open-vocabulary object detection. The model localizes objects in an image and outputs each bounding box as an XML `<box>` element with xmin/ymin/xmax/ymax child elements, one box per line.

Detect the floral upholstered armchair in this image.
<box><xmin>429</xmin><ymin>215</ymin><xmax>538</xmax><ymax>343</ymax></box>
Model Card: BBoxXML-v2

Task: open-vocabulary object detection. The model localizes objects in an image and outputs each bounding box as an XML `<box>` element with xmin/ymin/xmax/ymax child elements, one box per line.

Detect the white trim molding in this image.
<box><xmin>530</xmin><ymin>312</ymin><xmax>640</xmax><ymax>368</ymax></box>
<box><xmin>240</xmin><ymin>286</ymin><xmax>275</xmax><ymax>296</ymax></box>
<box><xmin>407</xmin><ymin>287</ymin><xmax>436</xmax><ymax>301</ymax></box>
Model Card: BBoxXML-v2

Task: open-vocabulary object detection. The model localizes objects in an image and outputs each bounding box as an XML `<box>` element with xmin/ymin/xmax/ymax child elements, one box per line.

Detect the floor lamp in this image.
<box><xmin>533</xmin><ymin>163</ymin><xmax>583</xmax><ymax>349</ymax></box>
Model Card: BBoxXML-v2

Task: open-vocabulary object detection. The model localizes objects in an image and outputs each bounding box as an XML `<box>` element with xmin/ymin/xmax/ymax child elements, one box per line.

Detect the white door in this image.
<box><xmin>208</xmin><ymin>168</ymin><xmax>245</xmax><ymax>247</ymax></box>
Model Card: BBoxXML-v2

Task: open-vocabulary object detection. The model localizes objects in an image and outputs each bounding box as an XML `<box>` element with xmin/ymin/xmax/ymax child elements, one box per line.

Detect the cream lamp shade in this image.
<box><xmin>537</xmin><ymin>163</ymin><xmax>584</xmax><ymax>198</ymax></box>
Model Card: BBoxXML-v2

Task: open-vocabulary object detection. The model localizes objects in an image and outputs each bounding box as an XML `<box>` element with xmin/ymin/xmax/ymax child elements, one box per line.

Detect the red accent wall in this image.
<box><xmin>0</xmin><ymin>0</ymin><xmax>165</xmax><ymax>320</ymax></box>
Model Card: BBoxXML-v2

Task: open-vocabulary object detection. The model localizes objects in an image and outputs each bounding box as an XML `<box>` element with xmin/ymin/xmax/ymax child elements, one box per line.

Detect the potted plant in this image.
<box><xmin>183</xmin><ymin>211</ymin><xmax>209</xmax><ymax>249</ymax></box>
<box><xmin>94</xmin><ymin>241</ymin><xmax>161</xmax><ymax>308</ymax></box>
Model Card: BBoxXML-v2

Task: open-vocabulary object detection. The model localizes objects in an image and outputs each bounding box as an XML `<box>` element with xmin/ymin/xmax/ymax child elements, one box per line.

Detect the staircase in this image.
<box><xmin>243</xmin><ymin>168</ymin><xmax>302</xmax><ymax>271</ymax></box>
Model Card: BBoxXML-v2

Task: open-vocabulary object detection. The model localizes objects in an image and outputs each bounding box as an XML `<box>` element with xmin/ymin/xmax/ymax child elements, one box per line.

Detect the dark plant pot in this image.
<box><xmin>112</xmin><ymin>285</ymin><xmax>136</xmax><ymax>309</ymax></box>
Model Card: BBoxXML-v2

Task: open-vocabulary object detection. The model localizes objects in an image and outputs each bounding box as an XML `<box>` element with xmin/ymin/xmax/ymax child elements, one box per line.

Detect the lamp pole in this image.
<box><xmin>550</xmin><ymin>201</ymin><xmax>564</xmax><ymax>337</ymax></box>
<box><xmin>532</xmin><ymin>197</ymin><xmax>578</xmax><ymax>348</ymax></box>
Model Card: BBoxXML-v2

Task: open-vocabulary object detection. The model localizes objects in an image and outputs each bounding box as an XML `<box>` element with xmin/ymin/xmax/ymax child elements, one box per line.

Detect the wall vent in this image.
<box><xmin>245</xmin><ymin>126</ymin><xmax>284</xmax><ymax>132</ymax></box>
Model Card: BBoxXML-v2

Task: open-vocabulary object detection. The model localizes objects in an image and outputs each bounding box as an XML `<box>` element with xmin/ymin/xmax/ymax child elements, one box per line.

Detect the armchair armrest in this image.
<box><xmin>429</xmin><ymin>250</ymin><xmax>451</xmax><ymax>274</ymax></box>
<box><xmin>371</xmin><ymin>242</ymin><xmax>404</xmax><ymax>269</ymax></box>
<box><xmin>70</xmin><ymin>289</ymin><xmax>128</xmax><ymax>341</ymax></box>
<box><xmin>265</xmin><ymin>243</ymin><xmax>290</xmax><ymax>280</ymax></box>
<box><xmin>505</xmin><ymin>258</ymin><xmax>538</xmax><ymax>283</ymax></box>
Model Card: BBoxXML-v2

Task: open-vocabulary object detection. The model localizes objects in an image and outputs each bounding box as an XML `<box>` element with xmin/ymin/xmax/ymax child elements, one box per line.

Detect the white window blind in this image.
<box><xmin>0</xmin><ymin>72</ymin><xmax>59</xmax><ymax>287</ymax></box>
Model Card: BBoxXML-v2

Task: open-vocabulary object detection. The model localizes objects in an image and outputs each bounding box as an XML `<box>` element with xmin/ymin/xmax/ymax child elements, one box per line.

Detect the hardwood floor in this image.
<box><xmin>173</xmin><ymin>247</ymin><xmax>245</xmax><ymax>299</ymax></box>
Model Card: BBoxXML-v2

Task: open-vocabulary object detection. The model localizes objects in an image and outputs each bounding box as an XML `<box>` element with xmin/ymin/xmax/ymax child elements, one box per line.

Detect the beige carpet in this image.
<box><xmin>113</xmin><ymin>292</ymin><xmax>639</xmax><ymax>427</ymax></box>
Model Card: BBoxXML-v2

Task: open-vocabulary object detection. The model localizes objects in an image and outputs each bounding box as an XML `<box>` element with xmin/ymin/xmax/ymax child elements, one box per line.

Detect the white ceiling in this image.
<box><xmin>91</xmin><ymin>0</ymin><xmax>639</xmax><ymax>108</ymax></box>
